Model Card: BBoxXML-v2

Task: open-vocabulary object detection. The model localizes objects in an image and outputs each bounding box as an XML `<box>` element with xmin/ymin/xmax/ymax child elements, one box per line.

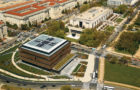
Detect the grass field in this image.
<box><xmin>18</xmin><ymin>63</ymin><xmax>53</xmax><ymax>75</ymax></box>
<box><xmin>65</xmin><ymin>37</ymin><xmax>78</xmax><ymax>43</ymax></box>
<box><xmin>73</xmin><ymin>64</ymin><xmax>81</xmax><ymax>72</ymax></box>
<box><xmin>1</xmin><ymin>44</ymin><xmax>20</xmax><ymax>55</ymax></box>
<box><xmin>50</xmin><ymin>75</ymin><xmax>70</xmax><ymax>79</ymax></box>
<box><xmin>116</xmin><ymin>18</ymin><xmax>123</xmax><ymax>23</ymax></box>
<box><xmin>105</xmin><ymin>61</ymin><xmax>140</xmax><ymax>87</ymax></box>
<box><xmin>0</xmin><ymin>45</ymin><xmax>41</xmax><ymax>78</ymax></box>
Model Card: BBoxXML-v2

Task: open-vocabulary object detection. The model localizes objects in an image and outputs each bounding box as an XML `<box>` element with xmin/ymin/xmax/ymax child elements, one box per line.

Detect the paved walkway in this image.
<box><xmin>12</xmin><ymin>50</ymin><xmax>48</xmax><ymax>79</ymax></box>
<box><xmin>104</xmin><ymin>81</ymin><xmax>140</xmax><ymax>90</ymax></box>
<box><xmin>60</xmin><ymin>58</ymin><xmax>80</xmax><ymax>76</ymax></box>
<box><xmin>11</xmin><ymin>49</ymin><xmax>78</xmax><ymax>81</ymax></box>
<box><xmin>79</xmin><ymin>54</ymin><xmax>95</xmax><ymax>82</ymax></box>
<box><xmin>98</xmin><ymin>57</ymin><xmax>105</xmax><ymax>83</ymax></box>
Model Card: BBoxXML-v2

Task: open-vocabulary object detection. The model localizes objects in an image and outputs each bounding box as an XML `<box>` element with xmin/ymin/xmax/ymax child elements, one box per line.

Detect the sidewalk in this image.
<box><xmin>12</xmin><ymin>50</ymin><xmax>48</xmax><ymax>79</ymax></box>
<box><xmin>104</xmin><ymin>81</ymin><xmax>140</xmax><ymax>90</ymax></box>
<box><xmin>80</xmin><ymin>54</ymin><xmax>95</xmax><ymax>82</ymax></box>
<box><xmin>98</xmin><ymin>57</ymin><xmax>105</xmax><ymax>83</ymax></box>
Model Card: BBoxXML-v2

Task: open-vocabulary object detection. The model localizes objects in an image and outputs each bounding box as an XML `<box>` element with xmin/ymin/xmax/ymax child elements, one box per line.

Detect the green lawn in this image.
<box><xmin>65</xmin><ymin>37</ymin><xmax>78</xmax><ymax>42</ymax></box>
<box><xmin>105</xmin><ymin>61</ymin><xmax>140</xmax><ymax>87</ymax></box>
<box><xmin>18</xmin><ymin>63</ymin><xmax>53</xmax><ymax>75</ymax></box>
<box><xmin>14</xmin><ymin>51</ymin><xmax>20</xmax><ymax>62</ymax></box>
<box><xmin>116</xmin><ymin>18</ymin><xmax>123</xmax><ymax>23</ymax></box>
<box><xmin>50</xmin><ymin>75</ymin><xmax>70</xmax><ymax>79</ymax></box>
<box><xmin>73</xmin><ymin>64</ymin><xmax>81</xmax><ymax>72</ymax></box>
<box><xmin>0</xmin><ymin>45</ymin><xmax>42</xmax><ymax>78</ymax></box>
<box><xmin>1</xmin><ymin>44</ymin><xmax>20</xmax><ymax>55</ymax></box>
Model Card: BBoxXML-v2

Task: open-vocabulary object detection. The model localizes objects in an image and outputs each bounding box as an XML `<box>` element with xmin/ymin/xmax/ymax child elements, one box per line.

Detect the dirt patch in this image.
<box><xmin>134</xmin><ymin>46</ymin><xmax>140</xmax><ymax>59</ymax></box>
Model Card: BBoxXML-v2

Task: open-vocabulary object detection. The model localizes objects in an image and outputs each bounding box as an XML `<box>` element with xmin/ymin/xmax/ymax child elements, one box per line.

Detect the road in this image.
<box><xmin>94</xmin><ymin>5</ymin><xmax>140</xmax><ymax>90</ymax></box>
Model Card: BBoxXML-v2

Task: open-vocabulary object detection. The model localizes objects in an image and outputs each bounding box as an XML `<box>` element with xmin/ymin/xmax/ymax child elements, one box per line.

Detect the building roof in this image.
<box><xmin>49</xmin><ymin>2</ymin><xmax>56</xmax><ymax>6</ymax></box>
<box><xmin>0</xmin><ymin>0</ymin><xmax>34</xmax><ymax>11</ymax></box>
<box><xmin>73</xmin><ymin>7</ymin><xmax>112</xmax><ymax>22</ymax></box>
<box><xmin>4</xmin><ymin>0</ymin><xmax>67</xmax><ymax>16</ymax></box>
<box><xmin>21</xmin><ymin>34</ymin><xmax>69</xmax><ymax>56</ymax></box>
<box><xmin>0</xmin><ymin>21</ymin><xmax>3</xmax><ymax>25</ymax></box>
<box><xmin>5</xmin><ymin>3</ymin><xmax>46</xmax><ymax>16</ymax></box>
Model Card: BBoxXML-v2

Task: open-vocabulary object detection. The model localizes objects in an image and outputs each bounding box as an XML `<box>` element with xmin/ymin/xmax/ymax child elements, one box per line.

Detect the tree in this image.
<box><xmin>77</xmin><ymin>2</ymin><xmax>80</xmax><ymax>10</ymax></box>
<box><xmin>80</xmin><ymin>4</ymin><xmax>89</xmax><ymax>13</ymax></box>
<box><xmin>0</xmin><ymin>39</ymin><xmax>3</xmax><ymax>42</ymax></box>
<box><xmin>59</xmin><ymin>20</ymin><xmax>65</xmax><ymax>30</ymax></box>
<box><xmin>21</xmin><ymin>24</ymin><xmax>29</xmax><ymax>30</ymax></box>
<box><xmin>61</xmin><ymin>85</ymin><xmax>72</xmax><ymax>90</ymax></box>
<box><xmin>46</xmin><ymin>20</ymin><xmax>66</xmax><ymax>38</ymax></box>
<box><xmin>115</xmin><ymin>31</ymin><xmax>140</xmax><ymax>56</ymax></box>
<box><xmin>28</xmin><ymin>21</ymin><xmax>32</xmax><ymax>27</ymax></box>
<box><xmin>13</xmin><ymin>24</ymin><xmax>18</xmax><ymax>29</ymax></box>
<box><xmin>6</xmin><ymin>22</ymin><xmax>11</xmax><ymax>27</ymax></box>
<box><xmin>119</xmin><ymin>56</ymin><xmax>129</xmax><ymax>65</ymax></box>
<box><xmin>128</xmin><ymin>25</ymin><xmax>133</xmax><ymax>30</ymax></box>
<box><xmin>55</xmin><ymin>30</ymin><xmax>65</xmax><ymax>38</ymax></box>
<box><xmin>106</xmin><ymin>54</ymin><xmax>113</xmax><ymax>60</ymax></box>
<box><xmin>109</xmin><ymin>57</ymin><xmax>118</xmax><ymax>64</ymax></box>
<box><xmin>113</xmin><ymin>5</ymin><xmax>128</xmax><ymax>14</ymax></box>
<box><xmin>64</xmin><ymin>27</ymin><xmax>69</xmax><ymax>32</ymax></box>
<box><xmin>135</xmin><ymin>14</ymin><xmax>140</xmax><ymax>26</ymax></box>
<box><xmin>79</xmin><ymin>29</ymin><xmax>111</xmax><ymax>47</ymax></box>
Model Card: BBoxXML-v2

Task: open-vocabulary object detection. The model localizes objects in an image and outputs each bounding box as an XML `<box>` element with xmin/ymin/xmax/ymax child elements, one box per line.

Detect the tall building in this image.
<box><xmin>0</xmin><ymin>21</ymin><xmax>8</xmax><ymax>40</ymax></box>
<box><xmin>19</xmin><ymin>34</ymin><xmax>71</xmax><ymax>71</ymax></box>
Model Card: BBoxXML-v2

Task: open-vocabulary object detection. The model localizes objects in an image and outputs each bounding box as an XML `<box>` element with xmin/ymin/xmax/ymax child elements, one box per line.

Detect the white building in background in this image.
<box><xmin>107</xmin><ymin>0</ymin><xmax>139</xmax><ymax>6</ymax></box>
<box><xmin>0</xmin><ymin>21</ymin><xmax>8</xmax><ymax>39</ymax></box>
<box><xmin>0</xmin><ymin>0</ymin><xmax>88</xmax><ymax>27</ymax></box>
<box><xmin>67</xmin><ymin>7</ymin><xmax>113</xmax><ymax>39</ymax></box>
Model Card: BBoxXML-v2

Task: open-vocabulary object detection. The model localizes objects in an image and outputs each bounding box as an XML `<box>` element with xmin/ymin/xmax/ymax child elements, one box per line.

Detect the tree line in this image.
<box><xmin>106</xmin><ymin>54</ymin><xmax>130</xmax><ymax>65</ymax></box>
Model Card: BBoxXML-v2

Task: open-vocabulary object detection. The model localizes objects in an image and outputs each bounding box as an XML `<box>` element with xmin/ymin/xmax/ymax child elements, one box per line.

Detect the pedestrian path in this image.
<box><xmin>98</xmin><ymin>57</ymin><xmax>105</xmax><ymax>83</ymax></box>
<box><xmin>80</xmin><ymin>54</ymin><xmax>95</xmax><ymax>82</ymax></box>
<box><xmin>104</xmin><ymin>81</ymin><xmax>140</xmax><ymax>90</ymax></box>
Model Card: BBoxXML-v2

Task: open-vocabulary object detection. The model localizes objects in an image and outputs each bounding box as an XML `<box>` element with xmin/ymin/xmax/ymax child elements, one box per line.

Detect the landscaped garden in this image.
<box><xmin>53</xmin><ymin>54</ymin><xmax>74</xmax><ymax>70</ymax></box>
<box><xmin>77</xmin><ymin>52</ymin><xmax>88</xmax><ymax>59</ymax></box>
<box><xmin>72</xmin><ymin>61</ymin><xmax>87</xmax><ymax>77</ymax></box>
<box><xmin>49</xmin><ymin>75</ymin><xmax>70</xmax><ymax>79</ymax></box>
<box><xmin>116</xmin><ymin>18</ymin><xmax>123</xmax><ymax>23</ymax></box>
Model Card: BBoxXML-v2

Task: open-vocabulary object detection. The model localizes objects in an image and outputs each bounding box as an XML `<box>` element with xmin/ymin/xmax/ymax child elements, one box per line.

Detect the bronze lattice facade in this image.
<box><xmin>19</xmin><ymin>34</ymin><xmax>71</xmax><ymax>70</ymax></box>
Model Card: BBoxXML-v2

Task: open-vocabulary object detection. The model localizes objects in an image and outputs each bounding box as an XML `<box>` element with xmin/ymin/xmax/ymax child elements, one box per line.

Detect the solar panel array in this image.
<box><xmin>35</xmin><ymin>37</ymin><xmax>57</xmax><ymax>48</ymax></box>
<box><xmin>24</xmin><ymin>34</ymin><xmax>65</xmax><ymax>52</ymax></box>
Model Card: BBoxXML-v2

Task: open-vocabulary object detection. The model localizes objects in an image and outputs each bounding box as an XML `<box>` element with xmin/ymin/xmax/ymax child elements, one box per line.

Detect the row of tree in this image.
<box><xmin>115</xmin><ymin>31</ymin><xmax>140</xmax><ymax>55</ymax></box>
<box><xmin>106</xmin><ymin>54</ymin><xmax>130</xmax><ymax>65</ymax></box>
